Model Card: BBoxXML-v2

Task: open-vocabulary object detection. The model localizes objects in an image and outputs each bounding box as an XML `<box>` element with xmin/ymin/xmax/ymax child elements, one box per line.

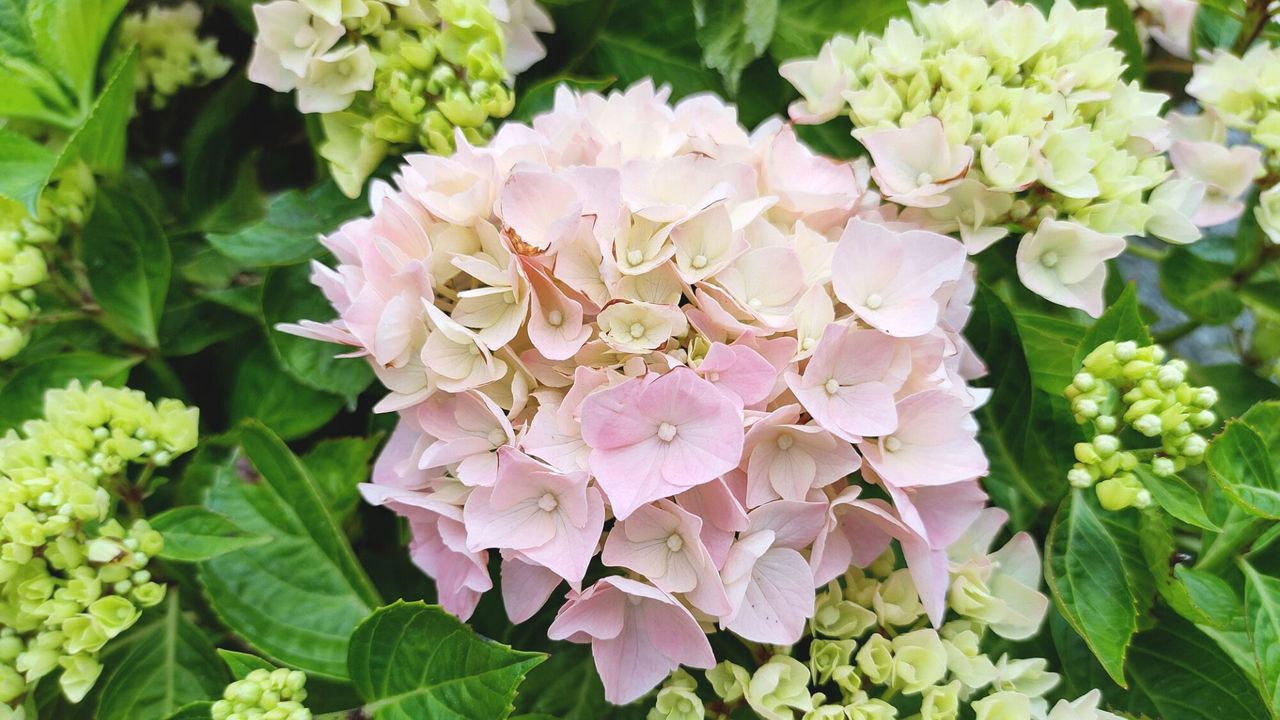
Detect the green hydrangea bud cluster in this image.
<box><xmin>0</xmin><ymin>381</ymin><xmax>198</xmax><ymax>708</ymax></box>
<box><xmin>663</xmin><ymin>551</ymin><xmax>1113</xmax><ymax>720</ymax></box>
<box><xmin>0</xmin><ymin>162</ymin><xmax>95</xmax><ymax>362</ymax></box>
<box><xmin>1064</xmin><ymin>341</ymin><xmax>1219</xmax><ymax>511</ymax></box>
<box><xmin>120</xmin><ymin>1</ymin><xmax>233</xmax><ymax>110</ymax></box>
<box><xmin>316</xmin><ymin>0</ymin><xmax>515</xmax><ymax>197</ymax></box>
<box><xmin>212</xmin><ymin>668</ymin><xmax>311</xmax><ymax>720</ymax></box>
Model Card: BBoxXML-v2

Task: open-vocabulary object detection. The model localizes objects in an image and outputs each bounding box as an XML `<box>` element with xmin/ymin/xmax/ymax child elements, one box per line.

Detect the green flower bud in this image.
<box><xmin>920</xmin><ymin>680</ymin><xmax>961</xmax><ymax>720</ymax></box>
<box><xmin>648</xmin><ymin>686</ymin><xmax>703</xmax><ymax>720</ymax></box>
<box><xmin>707</xmin><ymin>660</ymin><xmax>749</xmax><ymax>702</ymax></box>
<box><xmin>809</xmin><ymin>639</ymin><xmax>857</xmax><ymax>684</ymax></box>
<box><xmin>746</xmin><ymin>656</ymin><xmax>814</xmax><ymax>720</ymax></box>
<box><xmin>57</xmin><ymin>653</ymin><xmax>102</xmax><ymax>703</ymax></box>
<box><xmin>813</xmin><ymin>582</ymin><xmax>876</xmax><ymax>638</ymax></box>
<box><xmin>973</xmin><ymin>691</ymin><xmax>1032</xmax><ymax>720</ymax></box>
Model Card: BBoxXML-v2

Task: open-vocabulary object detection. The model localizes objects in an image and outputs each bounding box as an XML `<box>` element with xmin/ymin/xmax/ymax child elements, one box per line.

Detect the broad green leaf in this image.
<box><xmin>1125</xmin><ymin>611</ymin><xmax>1269</xmax><ymax>720</ymax></box>
<box><xmin>0</xmin><ymin>0</ymin><xmax>37</xmax><ymax>60</ymax></box>
<box><xmin>81</xmin><ymin>185</ymin><xmax>171</xmax><ymax>347</ymax></box>
<box><xmin>216</xmin><ymin>650</ymin><xmax>276</xmax><ymax>680</ymax></box>
<box><xmin>1192</xmin><ymin>0</ymin><xmax>1243</xmax><ymax>52</ymax></box>
<box><xmin>229</xmin><ymin>343</ymin><xmax>345</xmax><ymax>441</ymax></box>
<box><xmin>1013</xmin><ymin>312</ymin><xmax>1087</xmax><ymax>394</ymax></box>
<box><xmin>1177</xmin><ymin>565</ymin><xmax>1242</xmax><ymax>627</ymax></box>
<box><xmin>201</xmin><ymin>422</ymin><xmax>380</xmax><ymax>678</ymax></box>
<box><xmin>0</xmin><ymin>352</ymin><xmax>140</xmax><ymax>431</ymax></box>
<box><xmin>692</xmin><ymin>0</ymin><xmax>779</xmax><ymax>94</ymax></box>
<box><xmin>163</xmin><ymin>702</ymin><xmax>215</xmax><ymax>720</ymax></box>
<box><xmin>348</xmin><ymin>601</ymin><xmax>544</xmax><ymax>719</ymax></box>
<box><xmin>1134</xmin><ymin>466</ymin><xmax>1219</xmax><ymax>531</ymax></box>
<box><xmin>303</xmin><ymin>435</ymin><xmax>382</xmax><ymax>522</ymax></box>
<box><xmin>0</xmin><ymin>128</ymin><xmax>57</xmax><ymax>213</ymax></box>
<box><xmin>1049</xmin><ymin>608</ymin><xmax>1120</xmax><ymax>702</ymax></box>
<box><xmin>513</xmin><ymin>645</ymin><xmax>647</xmax><ymax>720</ymax></box>
<box><xmin>1141</xmin><ymin>510</ymin><xmax>1220</xmax><ymax>627</ymax></box>
<box><xmin>261</xmin><ymin>263</ymin><xmax>373</xmax><ymax>401</ymax></box>
<box><xmin>25</xmin><ymin>0</ymin><xmax>128</xmax><ymax>99</ymax></box>
<box><xmin>95</xmin><ymin>594</ymin><xmax>228</xmax><ymax>720</ymax></box>
<box><xmin>1159</xmin><ymin>247</ymin><xmax>1244</xmax><ymax>325</ymax></box>
<box><xmin>53</xmin><ymin>46</ymin><xmax>138</xmax><ymax>175</ymax></box>
<box><xmin>770</xmin><ymin>0</ymin><xmax>908</xmax><ymax>60</ymax></box>
<box><xmin>1046</xmin><ymin>490</ymin><xmax>1138</xmax><ymax>685</ymax></box>
<box><xmin>1073</xmin><ymin>283</ymin><xmax>1151</xmax><ymax>367</ymax></box>
<box><xmin>967</xmin><ymin>287</ymin><xmax>1076</xmax><ymax>524</ymax></box>
<box><xmin>511</xmin><ymin>77</ymin><xmax>614</xmax><ymax>123</ymax></box>
<box><xmin>150</xmin><ymin>506</ymin><xmax>270</xmax><ymax>562</ymax></box>
<box><xmin>1240</xmin><ymin>560</ymin><xmax>1280</xmax><ymax>715</ymax></box>
<box><xmin>158</xmin><ymin>294</ymin><xmax>254</xmax><ymax>358</ymax></box>
<box><xmin>206</xmin><ymin>181</ymin><xmax>366</xmax><ymax>267</ymax></box>
<box><xmin>591</xmin><ymin>0</ymin><xmax>724</xmax><ymax>100</ymax></box>
<box><xmin>181</xmin><ymin>77</ymin><xmax>265</xmax><ymax>223</ymax></box>
<box><xmin>1207</xmin><ymin>417</ymin><xmax>1280</xmax><ymax>519</ymax></box>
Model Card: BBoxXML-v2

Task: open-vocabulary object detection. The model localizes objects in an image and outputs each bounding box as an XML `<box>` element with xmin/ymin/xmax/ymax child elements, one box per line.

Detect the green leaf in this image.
<box><xmin>157</xmin><ymin>294</ymin><xmax>254</xmax><ymax>358</ymax></box>
<box><xmin>162</xmin><ymin>702</ymin><xmax>214</xmax><ymax>720</ymax></box>
<box><xmin>94</xmin><ymin>594</ymin><xmax>228</xmax><ymax>720</ymax></box>
<box><xmin>1187</xmin><ymin>363</ymin><xmax>1280</xmax><ymax>424</ymax></box>
<box><xmin>0</xmin><ymin>128</ymin><xmax>57</xmax><ymax>213</ymax></box>
<box><xmin>53</xmin><ymin>46</ymin><xmax>138</xmax><ymax>174</ymax></box>
<box><xmin>25</xmin><ymin>0</ymin><xmax>128</xmax><ymax>99</ymax></box>
<box><xmin>591</xmin><ymin>0</ymin><xmax>724</xmax><ymax>101</ymax></box>
<box><xmin>216</xmin><ymin>650</ymin><xmax>276</xmax><ymax>680</ymax></box>
<box><xmin>1049</xmin><ymin>608</ymin><xmax>1120</xmax><ymax>702</ymax></box>
<box><xmin>181</xmin><ymin>77</ymin><xmax>265</xmax><ymax>224</ymax></box>
<box><xmin>229</xmin><ymin>343</ymin><xmax>345</xmax><ymax>441</ymax></box>
<box><xmin>261</xmin><ymin>263</ymin><xmax>373</xmax><ymax>401</ymax></box>
<box><xmin>967</xmin><ymin>287</ymin><xmax>1076</xmax><ymax>524</ymax></box>
<box><xmin>1014</xmin><ymin>312</ymin><xmax>1087</xmax><ymax>394</ymax></box>
<box><xmin>303</xmin><ymin>435</ymin><xmax>382</xmax><ymax>523</ymax></box>
<box><xmin>513</xmin><ymin>645</ymin><xmax>646</xmax><ymax>720</ymax></box>
<box><xmin>200</xmin><ymin>421</ymin><xmax>380</xmax><ymax>678</ymax></box>
<box><xmin>348</xmin><ymin>601</ymin><xmax>544</xmax><ymax>719</ymax></box>
<box><xmin>1192</xmin><ymin>0</ymin><xmax>1243</xmax><ymax>52</ymax></box>
<box><xmin>1046</xmin><ymin>490</ymin><xmax>1138</xmax><ymax>686</ymax></box>
<box><xmin>1240</xmin><ymin>560</ymin><xmax>1280</xmax><ymax>715</ymax></box>
<box><xmin>1134</xmin><ymin>466</ymin><xmax>1220</xmax><ymax>531</ymax></box>
<box><xmin>1207</xmin><ymin>416</ymin><xmax>1280</xmax><ymax>520</ymax></box>
<box><xmin>206</xmin><ymin>181</ymin><xmax>366</xmax><ymax>267</ymax></box>
<box><xmin>81</xmin><ymin>184</ymin><xmax>171</xmax><ymax>347</ymax></box>
<box><xmin>149</xmin><ymin>506</ymin><xmax>271</xmax><ymax>562</ymax></box>
<box><xmin>1176</xmin><ymin>565</ymin><xmax>1243</xmax><ymax>627</ymax></box>
<box><xmin>770</xmin><ymin>0</ymin><xmax>908</xmax><ymax>60</ymax></box>
<box><xmin>0</xmin><ymin>351</ymin><xmax>140</xmax><ymax>431</ymax></box>
<box><xmin>1073</xmin><ymin>283</ymin><xmax>1151</xmax><ymax>367</ymax></box>
<box><xmin>1125</xmin><ymin>611</ymin><xmax>1269</xmax><ymax>720</ymax></box>
<box><xmin>691</xmin><ymin>0</ymin><xmax>779</xmax><ymax>94</ymax></box>
<box><xmin>1159</xmin><ymin>247</ymin><xmax>1244</xmax><ymax>325</ymax></box>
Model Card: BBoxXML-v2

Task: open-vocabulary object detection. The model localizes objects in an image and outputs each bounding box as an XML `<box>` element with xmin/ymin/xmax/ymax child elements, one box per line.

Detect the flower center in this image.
<box><xmin>747</xmin><ymin>297</ymin><xmax>763</xmax><ymax>308</ymax></box>
<box><xmin>691</xmin><ymin>254</ymin><xmax>708</xmax><ymax>269</ymax></box>
<box><xmin>824</xmin><ymin>379</ymin><xmax>841</xmax><ymax>395</ymax></box>
<box><xmin>884</xmin><ymin>436</ymin><xmax>902</xmax><ymax>452</ymax></box>
<box><xmin>538</xmin><ymin>493</ymin><xmax>558</xmax><ymax>512</ymax></box>
<box><xmin>776</xmin><ymin>433</ymin><xmax>795</xmax><ymax>450</ymax></box>
<box><xmin>817</xmin><ymin>606</ymin><xmax>840</xmax><ymax>626</ymax></box>
<box><xmin>665</xmin><ymin>534</ymin><xmax>684</xmax><ymax>552</ymax></box>
<box><xmin>502</xmin><ymin>290</ymin><xmax>516</xmax><ymax>305</ymax></box>
<box><xmin>865</xmin><ymin>293</ymin><xmax>883</xmax><ymax>310</ymax></box>
<box><xmin>657</xmin><ymin>422</ymin><xmax>678</xmax><ymax>442</ymax></box>
<box><xmin>626</xmin><ymin>249</ymin><xmax>644</xmax><ymax>266</ymax></box>
<box><xmin>960</xmin><ymin>209</ymin><xmax>976</xmax><ymax>224</ymax></box>
<box><xmin>487</xmin><ymin>428</ymin><xmax>506</xmax><ymax>446</ymax></box>
<box><xmin>801</xmin><ymin>337</ymin><xmax>816</xmax><ymax>350</ymax></box>
<box><xmin>916</xmin><ymin>171</ymin><xmax>934</xmax><ymax>186</ymax></box>
<box><xmin>293</xmin><ymin>26</ymin><xmax>317</xmax><ymax>48</ymax></box>
<box><xmin>629</xmin><ymin>322</ymin><xmax>647</xmax><ymax>339</ymax></box>
<box><xmin>1040</xmin><ymin>251</ymin><xmax>1059</xmax><ymax>268</ymax></box>
<box><xmin>547</xmin><ymin>310</ymin><xmax>563</xmax><ymax>327</ymax></box>
<box><xmin>468</xmin><ymin>343</ymin><xmax>480</xmax><ymax>356</ymax></box>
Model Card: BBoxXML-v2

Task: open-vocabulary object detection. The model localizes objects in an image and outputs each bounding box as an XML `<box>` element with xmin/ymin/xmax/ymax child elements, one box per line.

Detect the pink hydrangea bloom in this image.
<box><xmin>286</xmin><ymin>81</ymin><xmax>995</xmax><ymax>704</ymax></box>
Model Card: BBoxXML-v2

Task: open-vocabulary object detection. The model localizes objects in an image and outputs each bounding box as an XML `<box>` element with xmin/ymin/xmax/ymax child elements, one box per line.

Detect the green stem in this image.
<box><xmin>1234</xmin><ymin>0</ymin><xmax>1275</xmax><ymax>55</ymax></box>
<box><xmin>1196</xmin><ymin>519</ymin><xmax>1268</xmax><ymax>573</ymax></box>
<box><xmin>1125</xmin><ymin>242</ymin><xmax>1168</xmax><ymax>262</ymax></box>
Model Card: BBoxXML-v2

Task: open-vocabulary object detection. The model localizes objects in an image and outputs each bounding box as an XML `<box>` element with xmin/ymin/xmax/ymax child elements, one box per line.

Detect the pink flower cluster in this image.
<box><xmin>285</xmin><ymin>82</ymin><xmax>992</xmax><ymax>704</ymax></box>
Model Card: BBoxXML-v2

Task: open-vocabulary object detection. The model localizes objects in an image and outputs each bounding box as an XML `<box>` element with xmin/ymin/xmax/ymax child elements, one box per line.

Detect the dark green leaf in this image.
<box><xmin>1159</xmin><ymin>247</ymin><xmax>1244</xmax><ymax>325</ymax></box>
<box><xmin>1240</xmin><ymin>559</ymin><xmax>1280</xmax><ymax>715</ymax></box>
<box><xmin>206</xmin><ymin>181</ymin><xmax>366</xmax><ymax>267</ymax></box>
<box><xmin>181</xmin><ymin>77</ymin><xmax>265</xmax><ymax>224</ymax></box>
<box><xmin>590</xmin><ymin>0</ymin><xmax>724</xmax><ymax>101</ymax></box>
<box><xmin>0</xmin><ymin>352</ymin><xmax>140</xmax><ymax>431</ymax></box>
<box><xmin>770</xmin><ymin>0</ymin><xmax>908</xmax><ymax>60</ymax></box>
<box><xmin>1192</xmin><ymin>0</ymin><xmax>1243</xmax><ymax>52</ymax></box>
<box><xmin>692</xmin><ymin>0</ymin><xmax>779</xmax><ymax>94</ymax></box>
<box><xmin>1207</xmin><ymin>415</ymin><xmax>1280</xmax><ymax>520</ymax></box>
<box><xmin>1134</xmin><ymin>466</ymin><xmax>1219</xmax><ymax>531</ymax></box>
<box><xmin>1186</xmin><ymin>363</ymin><xmax>1280</xmax><ymax>424</ymax></box>
<box><xmin>1073</xmin><ymin>283</ymin><xmax>1151</xmax><ymax>367</ymax></box>
<box><xmin>200</xmin><ymin>422</ymin><xmax>380</xmax><ymax>678</ymax></box>
<box><xmin>81</xmin><ymin>185</ymin><xmax>171</xmax><ymax>347</ymax></box>
<box><xmin>95</xmin><ymin>594</ymin><xmax>227</xmax><ymax>720</ymax></box>
<box><xmin>162</xmin><ymin>702</ymin><xmax>214</xmax><ymax>720</ymax></box>
<box><xmin>158</xmin><ymin>294</ymin><xmax>254</xmax><ymax>358</ymax></box>
<box><xmin>1046</xmin><ymin>490</ymin><xmax>1138</xmax><ymax>685</ymax></box>
<box><xmin>261</xmin><ymin>263</ymin><xmax>373</xmax><ymax>401</ymax></box>
<box><xmin>348</xmin><ymin>601</ymin><xmax>544</xmax><ymax>719</ymax></box>
<box><xmin>513</xmin><ymin>645</ymin><xmax>647</xmax><ymax>720</ymax></box>
<box><xmin>228</xmin><ymin>344</ymin><xmax>345</xmax><ymax>441</ymax></box>
<box><xmin>216</xmin><ymin>650</ymin><xmax>276</xmax><ymax>680</ymax></box>
<box><xmin>303</xmin><ymin>435</ymin><xmax>382</xmax><ymax>522</ymax></box>
<box><xmin>0</xmin><ymin>128</ymin><xmax>57</xmax><ymax>213</ymax></box>
<box><xmin>150</xmin><ymin>506</ymin><xmax>270</xmax><ymax>562</ymax></box>
<box><xmin>1125</xmin><ymin>611</ymin><xmax>1269</xmax><ymax>720</ymax></box>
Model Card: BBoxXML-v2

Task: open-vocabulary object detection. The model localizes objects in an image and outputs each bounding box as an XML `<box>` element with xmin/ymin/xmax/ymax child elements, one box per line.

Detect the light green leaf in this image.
<box><xmin>348</xmin><ymin>601</ymin><xmax>544</xmax><ymax>719</ymax></box>
<box><xmin>1073</xmin><ymin>283</ymin><xmax>1151</xmax><ymax>367</ymax></box>
<box><xmin>261</xmin><ymin>263</ymin><xmax>373</xmax><ymax>401</ymax></box>
<box><xmin>1159</xmin><ymin>247</ymin><xmax>1244</xmax><ymax>325</ymax></box>
<box><xmin>200</xmin><ymin>421</ymin><xmax>380</xmax><ymax>678</ymax></box>
<box><xmin>149</xmin><ymin>506</ymin><xmax>270</xmax><ymax>563</ymax></box>
<box><xmin>1013</xmin><ymin>312</ymin><xmax>1087</xmax><ymax>394</ymax></box>
<box><xmin>0</xmin><ymin>128</ymin><xmax>57</xmax><ymax>213</ymax></box>
<box><xmin>0</xmin><ymin>352</ymin><xmax>140</xmax><ymax>431</ymax></box>
<box><xmin>1046</xmin><ymin>490</ymin><xmax>1138</xmax><ymax>686</ymax></box>
<box><xmin>81</xmin><ymin>183</ymin><xmax>170</xmax><ymax>347</ymax></box>
<box><xmin>162</xmin><ymin>702</ymin><xmax>215</xmax><ymax>720</ymax></box>
<box><xmin>1134</xmin><ymin>466</ymin><xmax>1219</xmax><ymax>531</ymax></box>
<box><xmin>770</xmin><ymin>0</ymin><xmax>907</xmax><ymax>60</ymax></box>
<box><xmin>25</xmin><ymin>0</ymin><xmax>128</xmax><ymax>99</ymax></box>
<box><xmin>1177</xmin><ymin>565</ymin><xmax>1242</xmax><ymax>627</ymax></box>
<box><xmin>228</xmin><ymin>343</ymin><xmax>345</xmax><ymax>441</ymax></box>
<box><xmin>53</xmin><ymin>45</ymin><xmax>137</xmax><ymax>174</ymax></box>
<box><xmin>302</xmin><ymin>435</ymin><xmax>382</xmax><ymax>523</ymax></box>
<box><xmin>1125</xmin><ymin>611</ymin><xmax>1269</xmax><ymax>720</ymax></box>
<box><xmin>216</xmin><ymin>650</ymin><xmax>276</xmax><ymax>680</ymax></box>
<box><xmin>692</xmin><ymin>0</ymin><xmax>779</xmax><ymax>94</ymax></box>
<box><xmin>95</xmin><ymin>594</ymin><xmax>227</xmax><ymax>720</ymax></box>
<box><xmin>1207</xmin><ymin>415</ymin><xmax>1280</xmax><ymax>519</ymax></box>
<box><xmin>206</xmin><ymin>181</ymin><xmax>366</xmax><ymax>267</ymax></box>
<box><xmin>1240</xmin><ymin>560</ymin><xmax>1280</xmax><ymax>715</ymax></box>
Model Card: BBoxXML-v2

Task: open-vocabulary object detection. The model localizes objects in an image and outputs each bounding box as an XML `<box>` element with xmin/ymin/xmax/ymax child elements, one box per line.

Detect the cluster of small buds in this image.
<box><xmin>0</xmin><ymin>381</ymin><xmax>198</xmax><ymax>707</ymax></box>
<box><xmin>211</xmin><ymin>668</ymin><xmax>311</xmax><ymax>720</ymax></box>
<box><xmin>249</xmin><ymin>0</ymin><xmax>552</xmax><ymax>196</ymax></box>
<box><xmin>661</xmin><ymin>536</ymin><xmax>1113</xmax><ymax>720</ymax></box>
<box><xmin>0</xmin><ymin>163</ymin><xmax>95</xmax><ymax>361</ymax></box>
<box><xmin>1065</xmin><ymin>341</ymin><xmax>1218</xmax><ymax>511</ymax></box>
<box><xmin>119</xmin><ymin>1</ymin><xmax>232</xmax><ymax>110</ymax></box>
